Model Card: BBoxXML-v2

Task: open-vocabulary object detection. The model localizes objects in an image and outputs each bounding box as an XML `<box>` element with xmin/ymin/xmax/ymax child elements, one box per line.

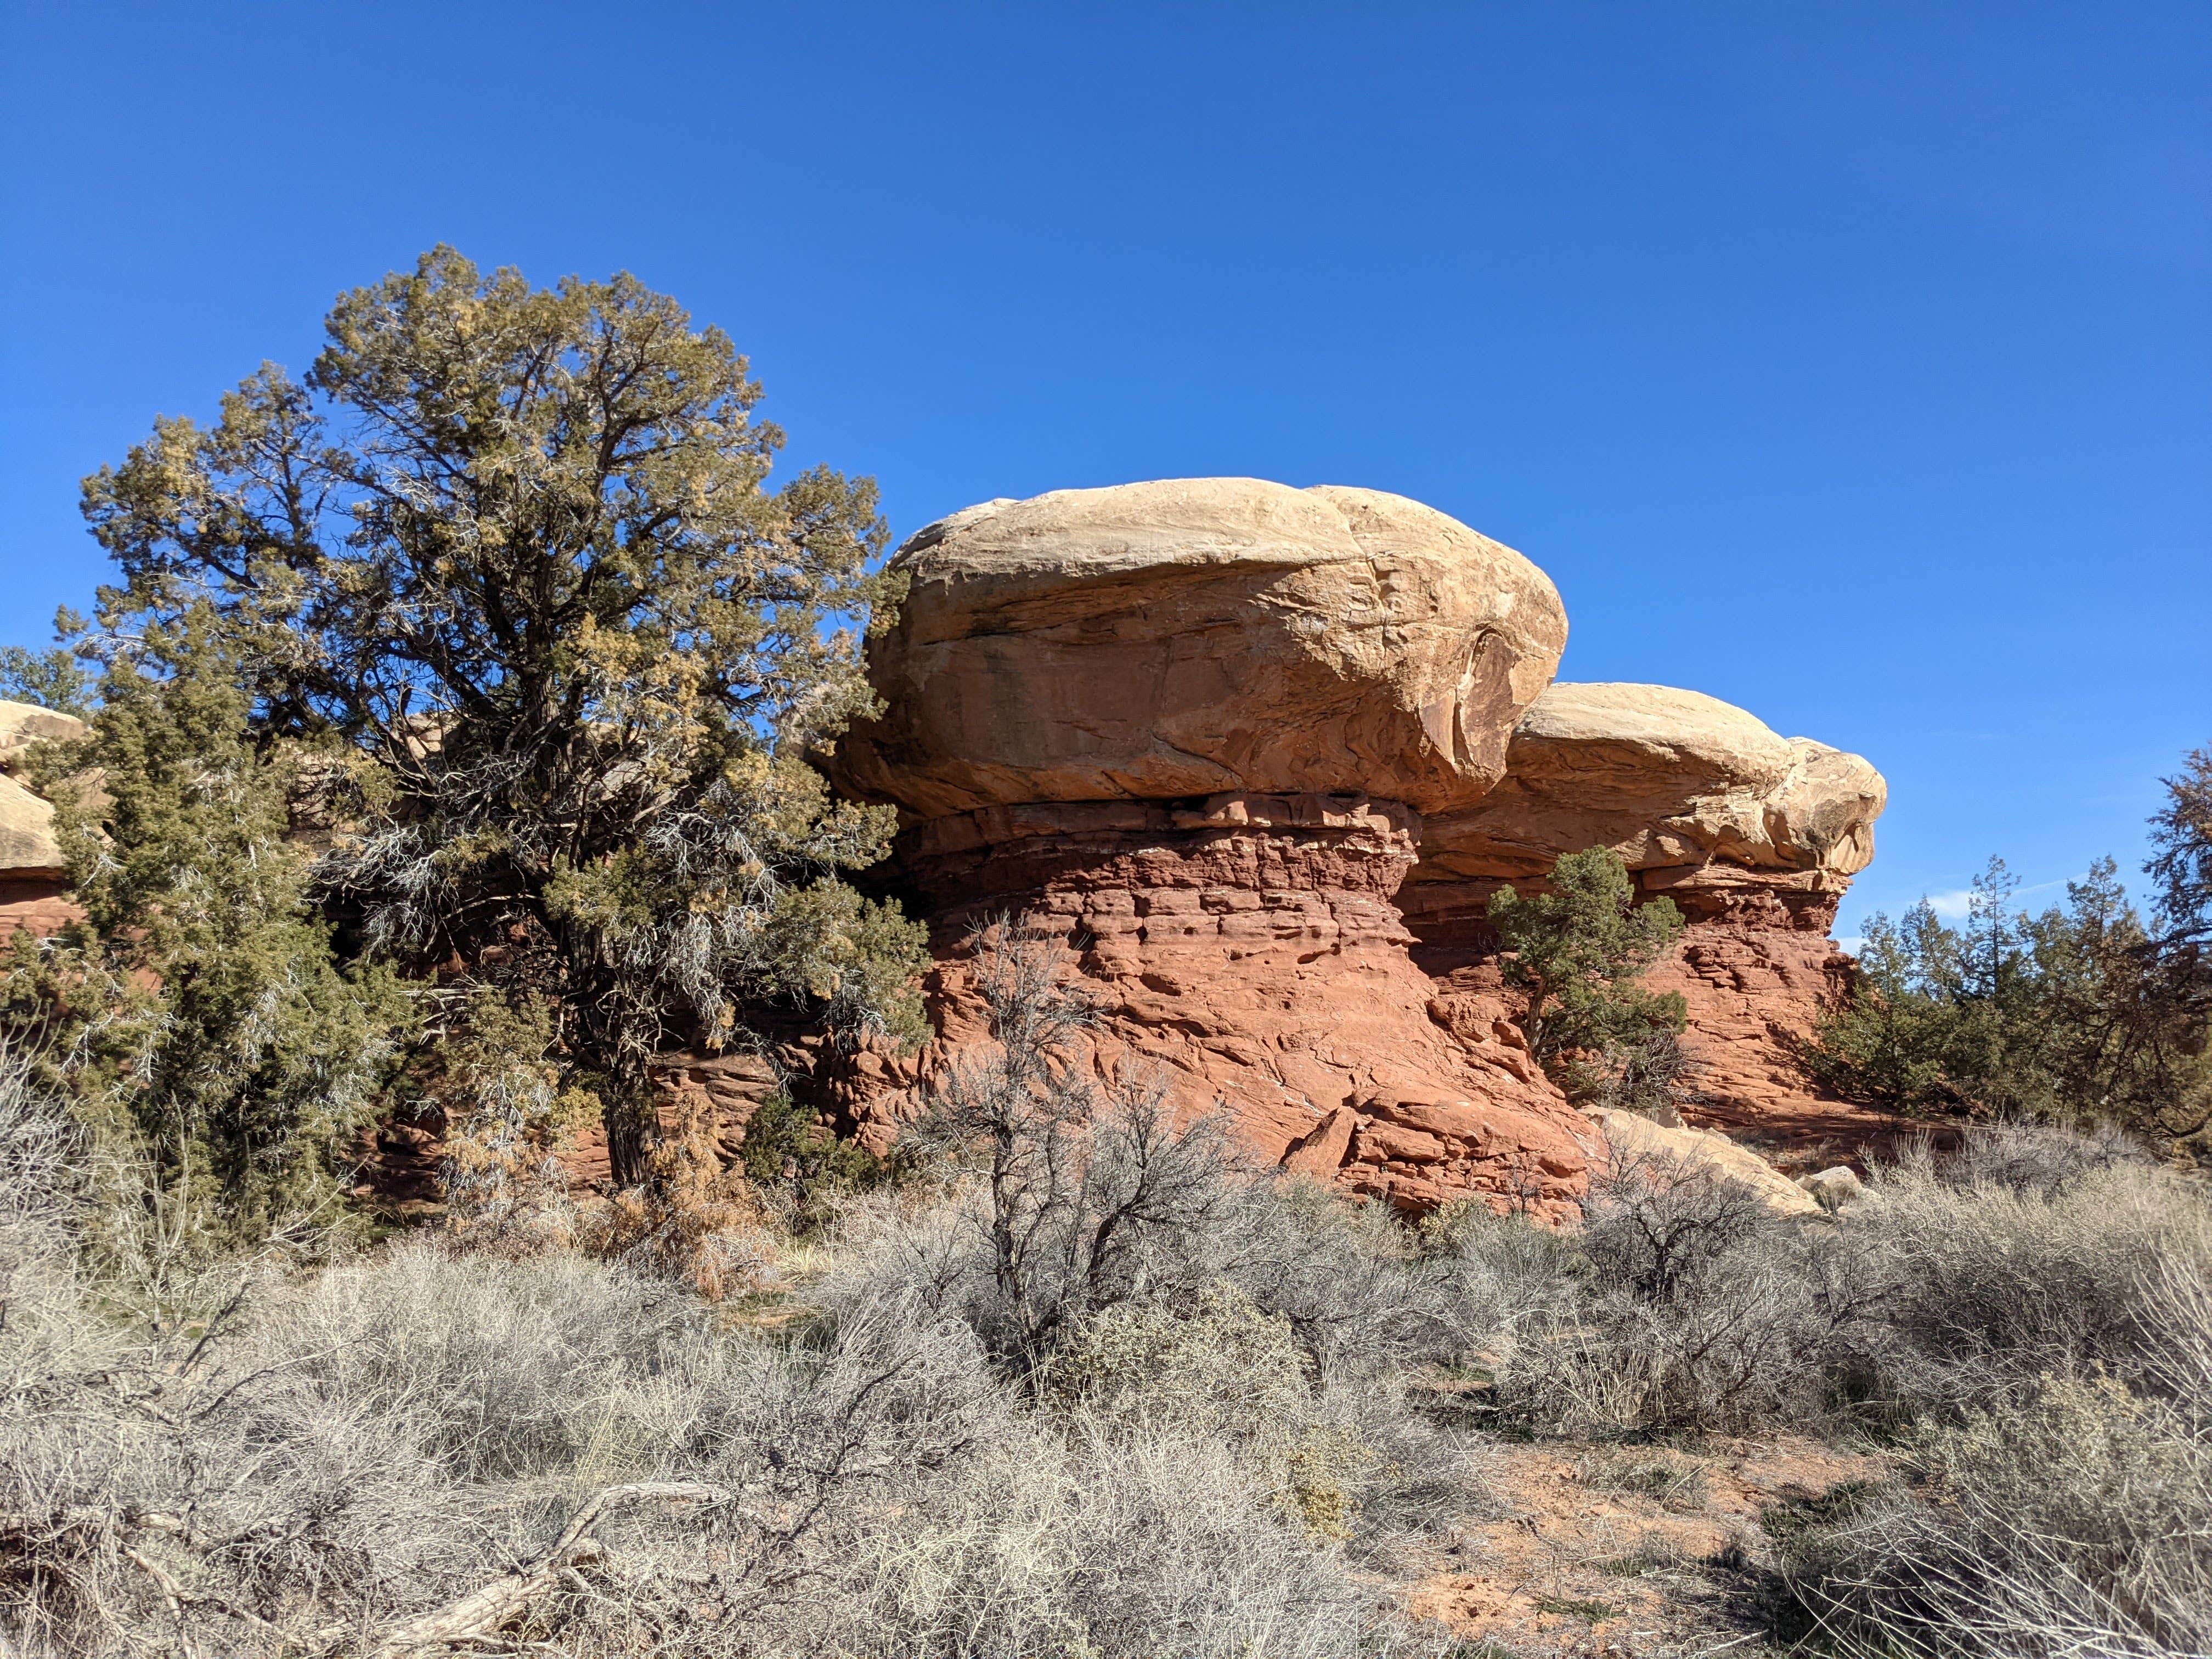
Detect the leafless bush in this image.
<box><xmin>1204</xmin><ymin>1176</ymin><xmax>1472</xmax><ymax>1387</ymax></box>
<box><xmin>1041</xmin><ymin>1279</ymin><xmax>1378</xmax><ymax>1541</ymax></box>
<box><xmin>903</xmin><ymin>921</ymin><xmax>1246</xmax><ymax>1368</ymax></box>
<box><xmin>1416</xmin><ymin>1199</ymin><xmax>1583</xmax><ymax>1366</ymax></box>
<box><xmin>1782</xmin><ymin>1373</ymin><xmax>2212</xmax><ymax>1657</ymax></box>
<box><xmin>1939</xmin><ymin>1115</ymin><xmax>2153</xmax><ymax>1197</ymax></box>
<box><xmin>1559</xmin><ymin>1024</ymin><xmax>1697</xmax><ymax>1125</ymax></box>
<box><xmin>1477</xmin><ymin>1149</ymin><xmax>1835</xmax><ymax>1435</ymax></box>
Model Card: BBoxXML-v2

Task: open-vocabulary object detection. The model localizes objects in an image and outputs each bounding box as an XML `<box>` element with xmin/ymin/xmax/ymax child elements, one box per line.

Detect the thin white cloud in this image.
<box><xmin>1922</xmin><ymin>874</ymin><xmax>2073</xmax><ymax>921</ymax></box>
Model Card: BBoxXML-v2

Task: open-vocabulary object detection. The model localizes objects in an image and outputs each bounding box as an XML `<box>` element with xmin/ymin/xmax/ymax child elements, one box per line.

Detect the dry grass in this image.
<box><xmin>2</xmin><ymin>1048</ymin><xmax>2204</xmax><ymax>1657</ymax></box>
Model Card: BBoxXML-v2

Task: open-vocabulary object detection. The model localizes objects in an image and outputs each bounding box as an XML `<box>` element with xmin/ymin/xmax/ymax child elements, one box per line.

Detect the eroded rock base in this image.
<box><xmin>1402</xmin><ymin>863</ymin><xmax>1874</xmax><ymax>1163</ymax></box>
<box><xmin>821</xmin><ymin>795</ymin><xmax>1594</xmax><ymax>1220</ymax></box>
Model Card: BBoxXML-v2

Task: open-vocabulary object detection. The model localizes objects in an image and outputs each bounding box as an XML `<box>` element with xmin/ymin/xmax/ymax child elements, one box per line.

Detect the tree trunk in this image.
<box><xmin>604</xmin><ymin>1087</ymin><xmax>658</xmax><ymax>1189</ymax></box>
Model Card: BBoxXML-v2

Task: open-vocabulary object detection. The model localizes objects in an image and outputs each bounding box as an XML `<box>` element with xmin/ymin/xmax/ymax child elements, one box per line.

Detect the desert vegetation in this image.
<box><xmin>3</xmin><ymin>929</ymin><xmax>2206</xmax><ymax>1655</ymax></box>
<box><xmin>1487</xmin><ymin>845</ymin><xmax>1693</xmax><ymax>1121</ymax></box>
<box><xmin>1803</xmin><ymin>747</ymin><xmax>2211</xmax><ymax>1143</ymax></box>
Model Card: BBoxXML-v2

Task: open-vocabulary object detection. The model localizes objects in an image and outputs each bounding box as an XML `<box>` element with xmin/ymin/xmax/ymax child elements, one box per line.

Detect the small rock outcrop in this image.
<box><xmin>0</xmin><ymin>700</ymin><xmax>84</xmax><ymax>939</ymax></box>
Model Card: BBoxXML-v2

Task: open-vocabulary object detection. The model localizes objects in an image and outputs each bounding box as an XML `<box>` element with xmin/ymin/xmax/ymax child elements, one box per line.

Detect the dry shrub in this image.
<box><xmin>588</xmin><ymin>1081</ymin><xmax>772</xmax><ymax>1300</ymax></box>
<box><xmin>1828</xmin><ymin>1137</ymin><xmax>2212</xmax><ymax>1418</ymax></box>
<box><xmin>1780</xmin><ymin>1126</ymin><xmax>2212</xmax><ymax>1656</ymax></box>
<box><xmin>1573</xmin><ymin>1445</ymin><xmax>1714</xmax><ymax>1513</ymax></box>
<box><xmin>1477</xmin><ymin>1148</ymin><xmax>1833</xmax><ymax>1436</ymax></box>
<box><xmin>1043</xmin><ymin>1279</ymin><xmax>1373</xmax><ymax>1541</ymax></box>
<box><xmin>0</xmin><ymin>1052</ymin><xmax>1404</xmax><ymax>1657</ymax></box>
<box><xmin>815</xmin><ymin>1426</ymin><xmax>1384</xmax><ymax>1659</ymax></box>
<box><xmin>1782</xmin><ymin>1374</ymin><xmax>2211</xmax><ymax>1657</ymax></box>
<box><xmin>1939</xmin><ymin>1116</ymin><xmax>2153</xmax><ymax>1197</ymax></box>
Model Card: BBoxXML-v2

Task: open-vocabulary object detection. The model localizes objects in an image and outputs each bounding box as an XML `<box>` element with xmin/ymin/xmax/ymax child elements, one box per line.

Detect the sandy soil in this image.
<box><xmin>1389</xmin><ymin>1433</ymin><xmax>1878</xmax><ymax>1656</ymax></box>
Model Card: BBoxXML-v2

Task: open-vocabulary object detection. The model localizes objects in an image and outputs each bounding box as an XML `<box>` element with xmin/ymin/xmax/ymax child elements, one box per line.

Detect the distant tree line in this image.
<box><xmin>1803</xmin><ymin>750</ymin><xmax>2211</xmax><ymax>1142</ymax></box>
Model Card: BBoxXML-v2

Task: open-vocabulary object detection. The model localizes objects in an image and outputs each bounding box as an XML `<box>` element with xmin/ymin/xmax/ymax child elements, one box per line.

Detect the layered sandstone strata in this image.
<box><xmin>1398</xmin><ymin>683</ymin><xmax>1887</xmax><ymax>1134</ymax></box>
<box><xmin>821</xmin><ymin>480</ymin><xmax>1595</xmax><ymax>1216</ymax></box>
<box><xmin>819</xmin><ymin>793</ymin><xmax>1590</xmax><ymax>1219</ymax></box>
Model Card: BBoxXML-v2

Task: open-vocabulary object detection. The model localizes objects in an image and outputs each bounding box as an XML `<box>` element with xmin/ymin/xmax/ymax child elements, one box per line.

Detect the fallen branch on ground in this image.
<box><xmin>368</xmin><ymin>1481</ymin><xmax>754</xmax><ymax>1656</ymax></box>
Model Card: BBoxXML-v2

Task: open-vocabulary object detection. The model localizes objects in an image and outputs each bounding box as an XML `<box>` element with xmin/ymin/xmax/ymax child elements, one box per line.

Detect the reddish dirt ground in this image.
<box><xmin>1393</xmin><ymin>1434</ymin><xmax>1880</xmax><ymax>1656</ymax></box>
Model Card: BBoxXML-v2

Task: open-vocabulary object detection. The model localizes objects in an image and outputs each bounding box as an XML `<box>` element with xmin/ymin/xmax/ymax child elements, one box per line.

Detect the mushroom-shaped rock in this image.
<box><xmin>0</xmin><ymin>702</ymin><xmax>90</xmax><ymax>940</ymax></box>
<box><xmin>1417</xmin><ymin>683</ymin><xmax>1886</xmax><ymax>882</ymax></box>
<box><xmin>830</xmin><ymin>478</ymin><xmax>1566</xmax><ymax>818</ymax></box>
<box><xmin>1400</xmin><ymin>684</ymin><xmax>1888</xmax><ymax>1150</ymax></box>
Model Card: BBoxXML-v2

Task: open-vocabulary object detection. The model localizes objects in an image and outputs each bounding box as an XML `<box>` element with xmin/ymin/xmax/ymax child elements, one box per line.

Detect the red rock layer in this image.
<box><xmin>815</xmin><ymin>795</ymin><xmax>1595</xmax><ymax>1220</ymax></box>
<box><xmin>1400</xmin><ymin>863</ymin><xmax>1880</xmax><ymax>1165</ymax></box>
<box><xmin>0</xmin><ymin>878</ymin><xmax>80</xmax><ymax>940</ymax></box>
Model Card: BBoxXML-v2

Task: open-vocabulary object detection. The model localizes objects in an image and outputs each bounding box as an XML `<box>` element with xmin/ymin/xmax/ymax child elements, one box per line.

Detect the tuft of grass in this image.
<box><xmin>1533</xmin><ymin>1593</ymin><xmax>1621</xmax><ymax>1621</ymax></box>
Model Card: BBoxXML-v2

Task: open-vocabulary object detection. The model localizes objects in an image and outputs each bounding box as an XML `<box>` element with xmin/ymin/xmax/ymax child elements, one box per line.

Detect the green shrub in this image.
<box><xmin>1</xmin><ymin>619</ymin><xmax>407</xmax><ymax>1243</ymax></box>
<box><xmin>1488</xmin><ymin>847</ymin><xmax>1689</xmax><ymax>1114</ymax></box>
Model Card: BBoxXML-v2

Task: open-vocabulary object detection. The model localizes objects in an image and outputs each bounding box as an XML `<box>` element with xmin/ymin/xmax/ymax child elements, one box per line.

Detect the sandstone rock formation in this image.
<box><xmin>1411</xmin><ymin>682</ymin><xmax>1882</xmax><ymax>888</ymax></box>
<box><xmin>816</xmin><ymin>793</ymin><xmax>1593</xmax><ymax>1220</ymax></box>
<box><xmin>0</xmin><ymin>700</ymin><xmax>85</xmax><ymax>772</ymax></box>
<box><xmin>1590</xmin><ymin>1107</ymin><xmax>1822</xmax><ymax>1217</ymax></box>
<box><xmin>799</xmin><ymin>484</ymin><xmax>1897</xmax><ymax>1217</ymax></box>
<box><xmin>810</xmin><ymin>481</ymin><xmax>1594</xmax><ymax>1215</ymax></box>
<box><xmin>0</xmin><ymin>701</ymin><xmax>85</xmax><ymax>940</ymax></box>
<box><xmin>1397</xmin><ymin>682</ymin><xmax>1886</xmax><ymax>1150</ymax></box>
<box><xmin>830</xmin><ymin>478</ymin><xmax>1567</xmax><ymax>819</ymax></box>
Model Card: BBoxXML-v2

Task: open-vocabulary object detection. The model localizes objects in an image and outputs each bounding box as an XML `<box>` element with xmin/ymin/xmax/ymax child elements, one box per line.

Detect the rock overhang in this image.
<box><xmin>1409</xmin><ymin>681</ymin><xmax>1887</xmax><ymax>887</ymax></box>
<box><xmin>828</xmin><ymin>477</ymin><xmax>1568</xmax><ymax>819</ymax></box>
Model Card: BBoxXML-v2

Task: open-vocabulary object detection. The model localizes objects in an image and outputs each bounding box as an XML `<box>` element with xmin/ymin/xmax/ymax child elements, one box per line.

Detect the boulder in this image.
<box><xmin>0</xmin><ymin>774</ymin><xmax>63</xmax><ymax>878</ymax></box>
<box><xmin>0</xmin><ymin>699</ymin><xmax>86</xmax><ymax>774</ymax></box>
<box><xmin>0</xmin><ymin>703</ymin><xmax>89</xmax><ymax>938</ymax></box>
<box><xmin>810</xmin><ymin>483</ymin><xmax>1895</xmax><ymax>1219</ymax></box>
<box><xmin>1589</xmin><ymin>1108</ymin><xmax>1822</xmax><ymax>1217</ymax></box>
<box><xmin>829</xmin><ymin>478</ymin><xmax>1566</xmax><ymax>818</ymax></box>
<box><xmin>1415</xmin><ymin>683</ymin><xmax>1885</xmax><ymax>882</ymax></box>
<box><xmin>1798</xmin><ymin>1165</ymin><xmax>1870</xmax><ymax>1211</ymax></box>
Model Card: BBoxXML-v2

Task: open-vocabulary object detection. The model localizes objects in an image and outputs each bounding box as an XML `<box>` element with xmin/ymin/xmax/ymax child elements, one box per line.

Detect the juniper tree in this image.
<box><xmin>1</xmin><ymin>615</ymin><xmax>407</xmax><ymax>1237</ymax></box>
<box><xmin>78</xmin><ymin>247</ymin><xmax>928</xmax><ymax>1184</ymax></box>
<box><xmin>0</xmin><ymin>637</ymin><xmax>96</xmax><ymax>717</ymax></box>
<box><xmin>1807</xmin><ymin>845</ymin><xmax>2211</xmax><ymax>1139</ymax></box>
<box><xmin>1487</xmin><ymin>848</ymin><xmax>1688</xmax><ymax>1111</ymax></box>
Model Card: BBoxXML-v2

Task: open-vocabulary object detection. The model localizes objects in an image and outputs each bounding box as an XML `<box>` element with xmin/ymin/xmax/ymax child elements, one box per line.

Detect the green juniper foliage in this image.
<box><xmin>1487</xmin><ymin>848</ymin><xmax>1688</xmax><ymax>1109</ymax></box>
<box><xmin>0</xmin><ymin>636</ymin><xmax>97</xmax><ymax>718</ymax></box>
<box><xmin>76</xmin><ymin>247</ymin><xmax>929</xmax><ymax>1185</ymax></box>
<box><xmin>1</xmin><ymin>616</ymin><xmax>407</xmax><ymax>1238</ymax></box>
<box><xmin>1806</xmin><ymin>845</ymin><xmax>2211</xmax><ymax>1139</ymax></box>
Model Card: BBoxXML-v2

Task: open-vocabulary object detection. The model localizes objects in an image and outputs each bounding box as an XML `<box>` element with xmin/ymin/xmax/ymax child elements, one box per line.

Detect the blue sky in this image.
<box><xmin>2</xmin><ymin>2</ymin><xmax>2206</xmax><ymax>942</ymax></box>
